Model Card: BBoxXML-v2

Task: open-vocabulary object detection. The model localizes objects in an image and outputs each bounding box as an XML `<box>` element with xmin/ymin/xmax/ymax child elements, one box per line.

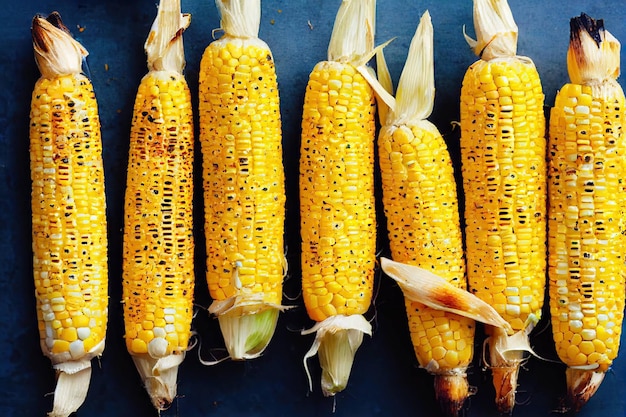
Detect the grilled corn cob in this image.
<box><xmin>460</xmin><ymin>0</ymin><xmax>547</xmax><ymax>413</ymax></box>
<box><xmin>122</xmin><ymin>0</ymin><xmax>193</xmax><ymax>410</ymax></box>
<box><xmin>198</xmin><ymin>0</ymin><xmax>287</xmax><ymax>360</ymax></box>
<box><xmin>30</xmin><ymin>13</ymin><xmax>108</xmax><ymax>417</ymax></box>
<box><xmin>548</xmin><ymin>13</ymin><xmax>626</xmax><ymax>413</ymax></box>
<box><xmin>300</xmin><ymin>0</ymin><xmax>377</xmax><ymax>397</ymax></box>
<box><xmin>377</xmin><ymin>12</ymin><xmax>473</xmax><ymax>416</ymax></box>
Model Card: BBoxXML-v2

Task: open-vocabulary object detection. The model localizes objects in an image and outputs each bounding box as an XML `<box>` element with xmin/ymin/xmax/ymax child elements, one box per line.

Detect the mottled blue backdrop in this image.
<box><xmin>2</xmin><ymin>1</ymin><xmax>626</xmax><ymax>416</ymax></box>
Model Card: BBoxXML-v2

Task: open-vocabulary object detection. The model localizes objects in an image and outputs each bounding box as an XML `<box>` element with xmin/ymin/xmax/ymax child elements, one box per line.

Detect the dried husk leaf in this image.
<box><xmin>32</xmin><ymin>12</ymin><xmax>87</xmax><ymax>79</ymax></box>
<box><xmin>328</xmin><ymin>0</ymin><xmax>375</xmax><ymax>65</ymax></box>
<box><xmin>380</xmin><ymin>257</ymin><xmax>512</xmax><ymax>331</ymax></box>
<box><xmin>215</xmin><ymin>0</ymin><xmax>260</xmax><ymax>38</ymax></box>
<box><xmin>392</xmin><ymin>10</ymin><xmax>435</xmax><ymax>124</ymax></box>
<box><xmin>302</xmin><ymin>314</ymin><xmax>372</xmax><ymax>396</ymax></box>
<box><xmin>566</xmin><ymin>368</ymin><xmax>605</xmax><ymax>413</ymax></box>
<box><xmin>463</xmin><ymin>0</ymin><xmax>518</xmax><ymax>61</ymax></box>
<box><xmin>567</xmin><ymin>13</ymin><xmax>620</xmax><ymax>86</ymax></box>
<box><xmin>131</xmin><ymin>353</ymin><xmax>185</xmax><ymax>411</ymax></box>
<box><xmin>145</xmin><ymin>0</ymin><xmax>190</xmax><ymax>73</ymax></box>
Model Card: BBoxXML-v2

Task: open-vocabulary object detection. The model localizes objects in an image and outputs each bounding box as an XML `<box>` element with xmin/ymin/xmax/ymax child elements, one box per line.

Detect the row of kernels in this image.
<box><xmin>409</xmin><ymin>304</ymin><xmax>474</xmax><ymax>369</ymax></box>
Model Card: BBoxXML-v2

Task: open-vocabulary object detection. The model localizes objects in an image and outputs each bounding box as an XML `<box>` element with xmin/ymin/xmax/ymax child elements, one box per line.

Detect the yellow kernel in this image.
<box><xmin>327</xmin><ymin>281</ymin><xmax>342</xmax><ymax>294</ymax></box>
<box><xmin>571</xmin><ymin>352</ymin><xmax>588</xmax><ymax>367</ymax></box>
<box><xmin>321</xmin><ymin>303</ymin><xmax>337</xmax><ymax>317</ymax></box>
<box><xmin>61</xmin><ymin>328</ymin><xmax>78</xmax><ymax>342</ymax></box>
<box><xmin>131</xmin><ymin>338</ymin><xmax>148</xmax><ymax>354</ymax></box>
<box><xmin>166</xmin><ymin>333</ymin><xmax>180</xmax><ymax>348</ymax></box>
<box><xmin>317</xmin><ymin>292</ymin><xmax>333</xmax><ymax>307</ymax></box>
<box><xmin>142</xmin><ymin>320</ymin><xmax>154</xmax><ymax>330</ymax></box>
<box><xmin>443</xmin><ymin>339</ymin><xmax>456</xmax><ymax>351</ymax></box>
<box><xmin>444</xmin><ymin>350</ymin><xmax>460</xmax><ymax>367</ymax></box>
<box><xmin>51</xmin><ymin>340</ymin><xmax>70</xmax><ymax>354</ymax></box>
<box><xmin>458</xmin><ymin>346</ymin><xmax>472</xmax><ymax>364</ymax></box>
<box><xmin>566</xmin><ymin>344</ymin><xmax>580</xmax><ymax>360</ymax></box>
<box><xmin>432</xmin><ymin>346</ymin><xmax>446</xmax><ymax>361</ymax></box>
<box><xmin>429</xmin><ymin>335</ymin><xmax>443</xmax><ymax>347</ymax></box>
<box><xmin>456</xmin><ymin>339</ymin><xmax>467</xmax><ymax>352</ymax></box>
<box><xmin>592</xmin><ymin>339</ymin><xmax>606</xmax><ymax>354</ymax></box>
<box><xmin>582</xmin><ymin>317</ymin><xmax>598</xmax><ymax>329</ymax></box>
<box><xmin>305</xmin><ymin>293</ymin><xmax>318</xmax><ymax>309</ymax></box>
<box><xmin>332</xmin><ymin>294</ymin><xmax>347</xmax><ymax>308</ymax></box>
<box><xmin>138</xmin><ymin>330</ymin><xmax>154</xmax><ymax>343</ymax></box>
<box><xmin>72</xmin><ymin>315</ymin><xmax>90</xmax><ymax>328</ymax></box>
<box><xmin>579</xmin><ymin>341</ymin><xmax>595</xmax><ymax>356</ymax></box>
<box><xmin>509</xmin><ymin>318</ymin><xmax>525</xmax><ymax>331</ymax></box>
<box><xmin>83</xmin><ymin>336</ymin><xmax>96</xmax><ymax>353</ymax></box>
<box><xmin>56</xmin><ymin>310</ymin><xmax>70</xmax><ymax>320</ymax></box>
<box><xmin>598</xmin><ymin>363</ymin><xmax>610</xmax><ymax>372</ymax></box>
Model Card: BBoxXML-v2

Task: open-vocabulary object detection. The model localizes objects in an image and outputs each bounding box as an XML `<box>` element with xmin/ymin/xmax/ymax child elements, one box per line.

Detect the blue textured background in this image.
<box><xmin>2</xmin><ymin>1</ymin><xmax>626</xmax><ymax>416</ymax></box>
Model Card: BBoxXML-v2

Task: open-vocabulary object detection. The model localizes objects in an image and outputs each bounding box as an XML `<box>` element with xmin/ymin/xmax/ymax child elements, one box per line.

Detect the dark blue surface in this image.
<box><xmin>2</xmin><ymin>1</ymin><xmax>626</xmax><ymax>416</ymax></box>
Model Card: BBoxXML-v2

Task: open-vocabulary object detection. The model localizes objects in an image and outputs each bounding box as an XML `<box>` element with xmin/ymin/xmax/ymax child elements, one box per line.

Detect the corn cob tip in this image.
<box><xmin>213</xmin><ymin>307</ymin><xmax>281</xmax><ymax>360</ymax></box>
<box><xmin>215</xmin><ymin>0</ymin><xmax>261</xmax><ymax>39</ymax></box>
<box><xmin>565</xmin><ymin>367</ymin><xmax>605</xmax><ymax>413</ymax></box>
<box><xmin>464</xmin><ymin>0</ymin><xmax>518</xmax><ymax>61</ymax></box>
<box><xmin>392</xmin><ymin>10</ymin><xmax>434</xmax><ymax>124</ymax></box>
<box><xmin>433</xmin><ymin>373</ymin><xmax>470</xmax><ymax>417</ymax></box>
<box><xmin>567</xmin><ymin>13</ymin><xmax>620</xmax><ymax>86</ymax></box>
<box><xmin>131</xmin><ymin>353</ymin><xmax>185</xmax><ymax>411</ymax></box>
<box><xmin>145</xmin><ymin>0</ymin><xmax>190</xmax><ymax>73</ymax></box>
<box><xmin>31</xmin><ymin>12</ymin><xmax>87</xmax><ymax>79</ymax></box>
<box><xmin>302</xmin><ymin>315</ymin><xmax>372</xmax><ymax>396</ymax></box>
<box><xmin>327</xmin><ymin>0</ymin><xmax>376</xmax><ymax>66</ymax></box>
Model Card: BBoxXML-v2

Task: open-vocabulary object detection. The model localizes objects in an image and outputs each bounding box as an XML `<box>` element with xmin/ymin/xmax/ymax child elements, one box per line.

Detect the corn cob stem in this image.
<box><xmin>30</xmin><ymin>13</ymin><xmax>108</xmax><ymax>417</ymax></box>
<box><xmin>199</xmin><ymin>0</ymin><xmax>287</xmax><ymax>360</ymax></box>
<box><xmin>300</xmin><ymin>0</ymin><xmax>377</xmax><ymax>397</ymax></box>
<box><xmin>122</xmin><ymin>0</ymin><xmax>193</xmax><ymax>410</ymax></box>
<box><xmin>461</xmin><ymin>0</ymin><xmax>547</xmax><ymax>413</ymax></box>
<box><xmin>548</xmin><ymin>13</ymin><xmax>626</xmax><ymax>413</ymax></box>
